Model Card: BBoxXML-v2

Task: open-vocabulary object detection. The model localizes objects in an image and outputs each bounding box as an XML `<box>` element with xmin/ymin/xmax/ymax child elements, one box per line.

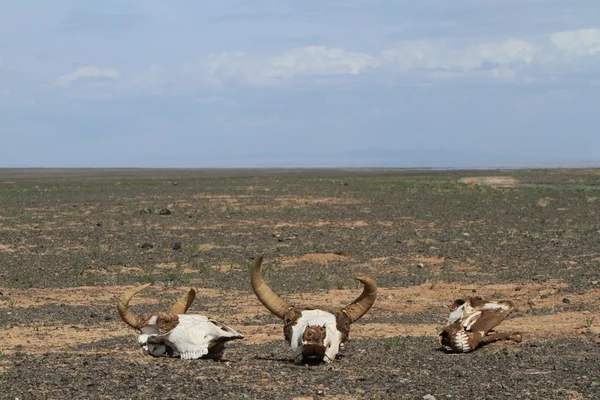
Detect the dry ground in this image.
<box><xmin>0</xmin><ymin>168</ymin><xmax>599</xmax><ymax>399</ymax></box>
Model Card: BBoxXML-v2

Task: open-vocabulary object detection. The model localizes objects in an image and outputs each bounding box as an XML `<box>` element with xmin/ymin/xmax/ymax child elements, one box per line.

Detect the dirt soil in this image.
<box><xmin>0</xmin><ymin>168</ymin><xmax>599</xmax><ymax>399</ymax></box>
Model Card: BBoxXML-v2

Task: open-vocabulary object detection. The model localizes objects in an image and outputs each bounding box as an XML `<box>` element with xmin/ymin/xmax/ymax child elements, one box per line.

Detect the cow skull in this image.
<box><xmin>117</xmin><ymin>283</ymin><xmax>244</xmax><ymax>360</ymax></box>
<box><xmin>250</xmin><ymin>255</ymin><xmax>377</xmax><ymax>364</ymax></box>
<box><xmin>439</xmin><ymin>296</ymin><xmax>522</xmax><ymax>353</ymax></box>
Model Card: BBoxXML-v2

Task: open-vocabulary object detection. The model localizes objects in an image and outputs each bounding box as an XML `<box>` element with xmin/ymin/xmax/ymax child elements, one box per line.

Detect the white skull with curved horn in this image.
<box><xmin>117</xmin><ymin>283</ymin><xmax>244</xmax><ymax>360</ymax></box>
<box><xmin>439</xmin><ymin>296</ymin><xmax>522</xmax><ymax>353</ymax></box>
<box><xmin>251</xmin><ymin>255</ymin><xmax>378</xmax><ymax>364</ymax></box>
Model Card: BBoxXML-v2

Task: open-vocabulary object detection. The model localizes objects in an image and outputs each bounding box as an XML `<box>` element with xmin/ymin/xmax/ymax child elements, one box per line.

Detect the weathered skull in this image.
<box><xmin>117</xmin><ymin>283</ymin><xmax>244</xmax><ymax>360</ymax></box>
<box><xmin>290</xmin><ymin>310</ymin><xmax>344</xmax><ymax>363</ymax></box>
<box><xmin>250</xmin><ymin>255</ymin><xmax>377</xmax><ymax>364</ymax></box>
<box><xmin>439</xmin><ymin>297</ymin><xmax>522</xmax><ymax>353</ymax></box>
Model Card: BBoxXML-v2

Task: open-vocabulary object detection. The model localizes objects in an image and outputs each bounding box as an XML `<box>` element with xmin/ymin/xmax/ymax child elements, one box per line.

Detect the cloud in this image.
<box><xmin>193</xmin><ymin>46</ymin><xmax>380</xmax><ymax>86</ymax></box>
<box><xmin>269</xmin><ymin>46</ymin><xmax>380</xmax><ymax>76</ymax></box>
<box><xmin>550</xmin><ymin>28</ymin><xmax>600</xmax><ymax>56</ymax></box>
<box><xmin>381</xmin><ymin>39</ymin><xmax>537</xmax><ymax>72</ymax></box>
<box><xmin>51</xmin><ymin>28</ymin><xmax>600</xmax><ymax>93</ymax></box>
<box><xmin>189</xmin><ymin>38</ymin><xmax>541</xmax><ymax>87</ymax></box>
<box><xmin>55</xmin><ymin>66</ymin><xmax>121</xmax><ymax>88</ymax></box>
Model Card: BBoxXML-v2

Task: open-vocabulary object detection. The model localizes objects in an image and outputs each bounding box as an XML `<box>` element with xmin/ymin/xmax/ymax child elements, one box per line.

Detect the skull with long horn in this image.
<box><xmin>251</xmin><ymin>254</ymin><xmax>377</xmax><ymax>364</ymax></box>
<box><xmin>117</xmin><ymin>283</ymin><xmax>244</xmax><ymax>359</ymax></box>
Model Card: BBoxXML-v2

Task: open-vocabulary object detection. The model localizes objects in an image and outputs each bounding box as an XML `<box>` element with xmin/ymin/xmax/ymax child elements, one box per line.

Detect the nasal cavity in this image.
<box><xmin>303</xmin><ymin>325</ymin><xmax>326</xmax><ymax>343</ymax></box>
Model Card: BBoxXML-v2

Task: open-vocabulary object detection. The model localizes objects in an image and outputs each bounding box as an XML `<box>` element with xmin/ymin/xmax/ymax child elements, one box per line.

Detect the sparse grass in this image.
<box><xmin>537</xmin><ymin>197</ymin><xmax>551</xmax><ymax>207</ymax></box>
<box><xmin>317</xmin><ymin>270</ymin><xmax>330</xmax><ymax>290</ymax></box>
<box><xmin>385</xmin><ymin>336</ymin><xmax>403</xmax><ymax>350</ymax></box>
<box><xmin>90</xmin><ymin>246</ymin><xmax>102</xmax><ymax>259</ymax></box>
<box><xmin>163</xmin><ymin>268</ymin><xmax>186</xmax><ymax>288</ymax></box>
<box><xmin>84</xmin><ymin>276</ymin><xmax>97</xmax><ymax>286</ymax></box>
<box><xmin>585</xmin><ymin>316</ymin><xmax>595</xmax><ymax>329</ymax></box>
<box><xmin>197</xmin><ymin>264</ymin><xmax>210</xmax><ymax>274</ymax></box>
<box><xmin>137</xmin><ymin>265</ymin><xmax>157</xmax><ymax>284</ymax></box>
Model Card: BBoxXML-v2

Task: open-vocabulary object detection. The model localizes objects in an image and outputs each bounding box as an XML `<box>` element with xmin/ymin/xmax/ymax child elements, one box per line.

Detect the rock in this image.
<box><xmin>172</xmin><ymin>242</ymin><xmax>182</xmax><ymax>250</ymax></box>
<box><xmin>159</xmin><ymin>208</ymin><xmax>171</xmax><ymax>215</ymax></box>
<box><xmin>423</xmin><ymin>395</ymin><xmax>436</xmax><ymax>400</ymax></box>
<box><xmin>417</xmin><ymin>263</ymin><xmax>424</xmax><ymax>268</ymax></box>
<box><xmin>141</xmin><ymin>242</ymin><xmax>154</xmax><ymax>250</ymax></box>
<box><xmin>139</xmin><ymin>208</ymin><xmax>153</xmax><ymax>214</ymax></box>
<box><xmin>562</xmin><ymin>298</ymin><xmax>570</xmax><ymax>304</ymax></box>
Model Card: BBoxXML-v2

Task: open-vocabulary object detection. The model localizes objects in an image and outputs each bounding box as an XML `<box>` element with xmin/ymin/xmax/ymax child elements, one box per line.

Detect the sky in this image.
<box><xmin>0</xmin><ymin>0</ymin><xmax>599</xmax><ymax>168</ymax></box>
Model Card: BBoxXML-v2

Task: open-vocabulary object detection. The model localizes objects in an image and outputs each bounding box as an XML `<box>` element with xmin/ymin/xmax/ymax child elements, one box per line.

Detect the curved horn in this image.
<box><xmin>168</xmin><ymin>288</ymin><xmax>196</xmax><ymax>315</ymax></box>
<box><xmin>117</xmin><ymin>283</ymin><xmax>152</xmax><ymax>330</ymax></box>
<box><xmin>341</xmin><ymin>276</ymin><xmax>377</xmax><ymax>323</ymax></box>
<box><xmin>250</xmin><ymin>255</ymin><xmax>292</xmax><ymax>319</ymax></box>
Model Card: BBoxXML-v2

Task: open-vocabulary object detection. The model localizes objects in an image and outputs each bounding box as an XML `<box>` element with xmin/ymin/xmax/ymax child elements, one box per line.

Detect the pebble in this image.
<box><xmin>423</xmin><ymin>395</ymin><xmax>436</xmax><ymax>400</ymax></box>
<box><xmin>562</xmin><ymin>298</ymin><xmax>570</xmax><ymax>304</ymax></box>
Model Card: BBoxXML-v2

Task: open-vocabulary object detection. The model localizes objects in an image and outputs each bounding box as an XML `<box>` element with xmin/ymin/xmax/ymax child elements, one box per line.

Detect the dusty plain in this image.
<box><xmin>0</xmin><ymin>168</ymin><xmax>599</xmax><ymax>399</ymax></box>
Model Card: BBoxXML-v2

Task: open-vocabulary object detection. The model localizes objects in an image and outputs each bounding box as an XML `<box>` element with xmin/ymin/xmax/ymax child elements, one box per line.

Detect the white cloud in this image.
<box><xmin>381</xmin><ymin>39</ymin><xmax>537</xmax><ymax>72</ymax></box>
<box><xmin>51</xmin><ymin>28</ymin><xmax>600</xmax><ymax>92</ymax></box>
<box><xmin>190</xmin><ymin>39</ymin><xmax>541</xmax><ymax>87</ymax></box>
<box><xmin>55</xmin><ymin>66</ymin><xmax>121</xmax><ymax>88</ymax></box>
<box><xmin>269</xmin><ymin>46</ymin><xmax>380</xmax><ymax>77</ymax></box>
<box><xmin>194</xmin><ymin>46</ymin><xmax>379</xmax><ymax>86</ymax></box>
<box><xmin>550</xmin><ymin>28</ymin><xmax>600</xmax><ymax>56</ymax></box>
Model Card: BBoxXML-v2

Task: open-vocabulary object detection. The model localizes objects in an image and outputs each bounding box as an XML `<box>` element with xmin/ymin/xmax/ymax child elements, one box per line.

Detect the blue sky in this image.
<box><xmin>1</xmin><ymin>0</ymin><xmax>599</xmax><ymax>168</ymax></box>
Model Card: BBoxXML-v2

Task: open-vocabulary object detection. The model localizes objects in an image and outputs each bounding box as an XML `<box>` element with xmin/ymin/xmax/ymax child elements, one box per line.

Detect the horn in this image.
<box><xmin>250</xmin><ymin>255</ymin><xmax>292</xmax><ymax>319</ymax></box>
<box><xmin>341</xmin><ymin>276</ymin><xmax>377</xmax><ymax>323</ymax></box>
<box><xmin>117</xmin><ymin>283</ymin><xmax>152</xmax><ymax>329</ymax></box>
<box><xmin>168</xmin><ymin>288</ymin><xmax>196</xmax><ymax>315</ymax></box>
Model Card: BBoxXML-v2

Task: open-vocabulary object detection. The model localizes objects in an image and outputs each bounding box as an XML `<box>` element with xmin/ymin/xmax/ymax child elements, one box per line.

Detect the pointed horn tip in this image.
<box><xmin>120</xmin><ymin>282</ymin><xmax>152</xmax><ymax>299</ymax></box>
<box><xmin>134</xmin><ymin>282</ymin><xmax>153</xmax><ymax>291</ymax></box>
<box><xmin>355</xmin><ymin>276</ymin><xmax>377</xmax><ymax>288</ymax></box>
<box><xmin>251</xmin><ymin>254</ymin><xmax>265</xmax><ymax>275</ymax></box>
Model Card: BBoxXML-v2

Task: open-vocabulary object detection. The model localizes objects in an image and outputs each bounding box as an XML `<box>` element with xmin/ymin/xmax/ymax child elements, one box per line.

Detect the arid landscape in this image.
<box><xmin>0</xmin><ymin>168</ymin><xmax>599</xmax><ymax>399</ymax></box>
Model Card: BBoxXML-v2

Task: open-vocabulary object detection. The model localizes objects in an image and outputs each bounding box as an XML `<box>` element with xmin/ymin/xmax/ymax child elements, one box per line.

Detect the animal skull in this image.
<box><xmin>250</xmin><ymin>255</ymin><xmax>377</xmax><ymax>364</ymax></box>
<box><xmin>117</xmin><ymin>283</ymin><xmax>244</xmax><ymax>360</ymax></box>
<box><xmin>439</xmin><ymin>296</ymin><xmax>522</xmax><ymax>353</ymax></box>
